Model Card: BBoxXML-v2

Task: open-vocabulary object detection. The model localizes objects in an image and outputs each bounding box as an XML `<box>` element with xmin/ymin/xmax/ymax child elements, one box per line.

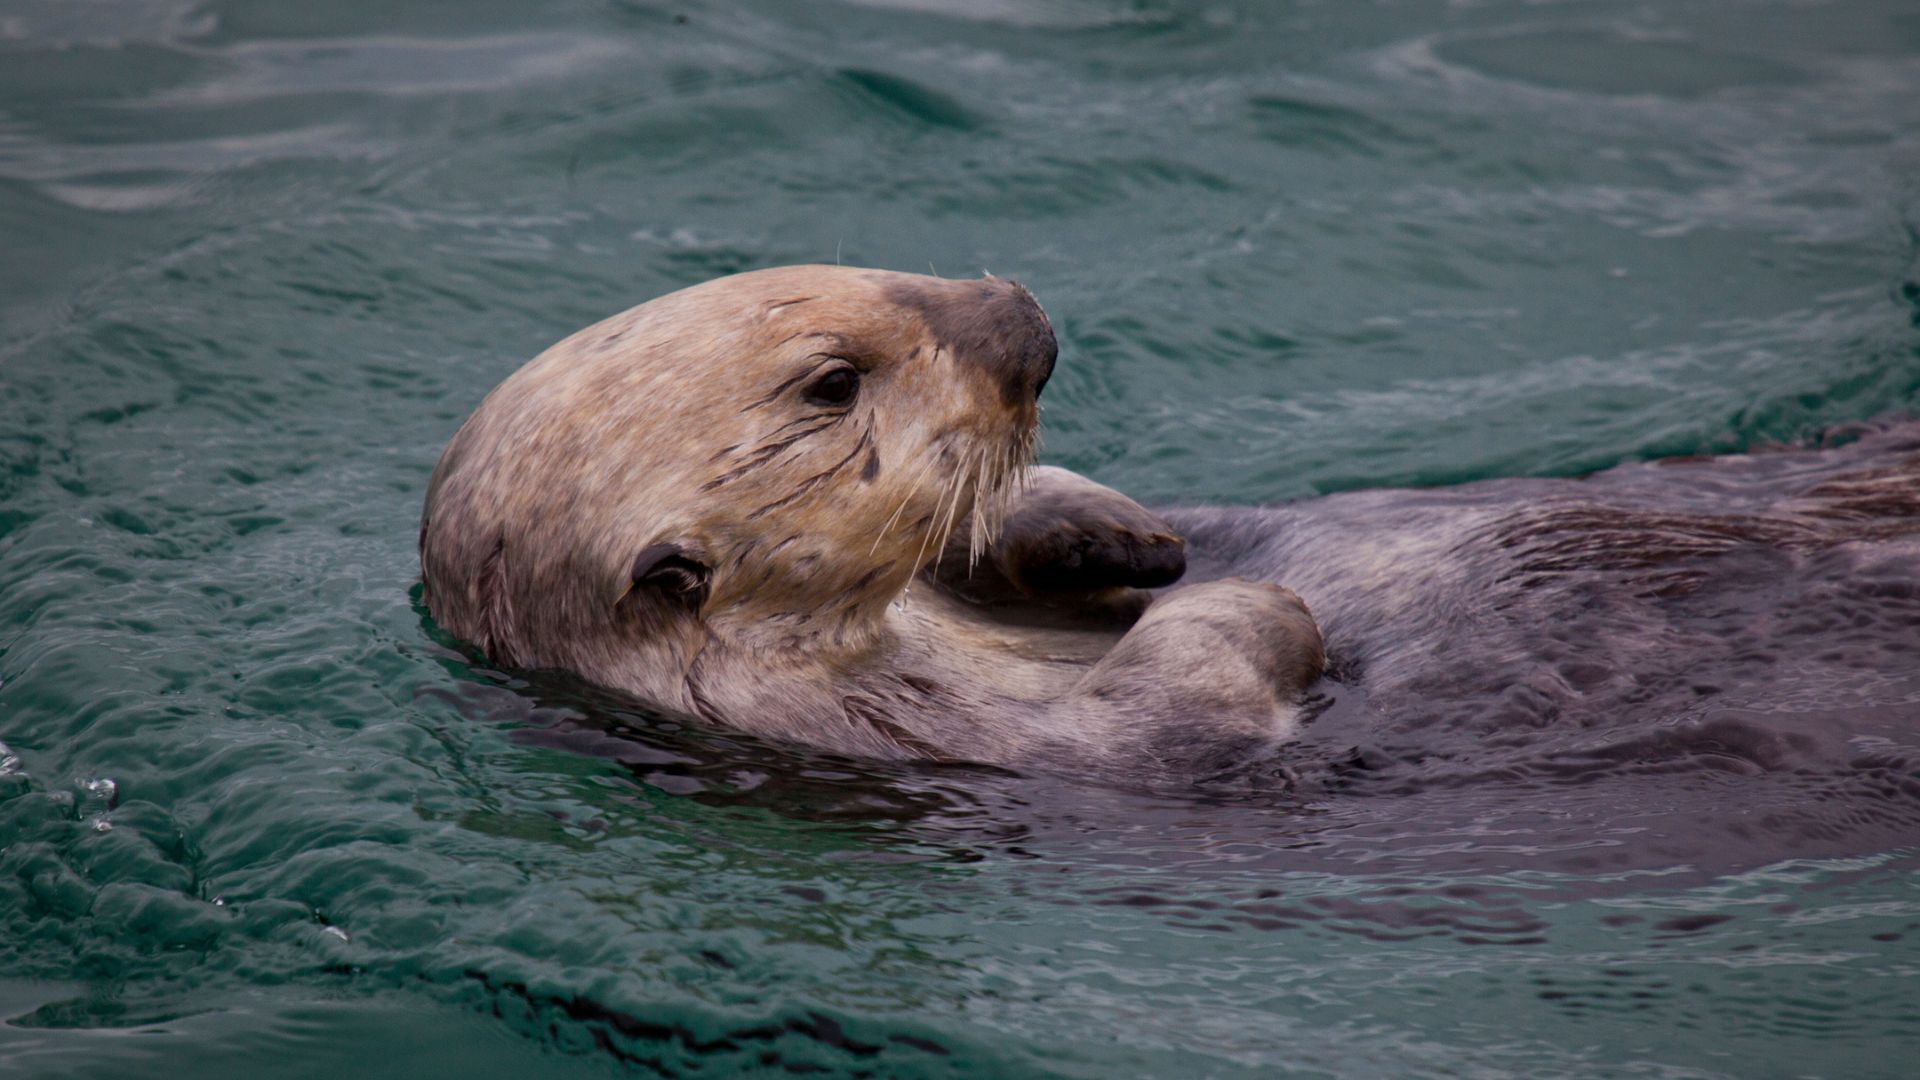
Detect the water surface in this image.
<box><xmin>3</xmin><ymin>0</ymin><xmax>1919</xmax><ymax>1076</ymax></box>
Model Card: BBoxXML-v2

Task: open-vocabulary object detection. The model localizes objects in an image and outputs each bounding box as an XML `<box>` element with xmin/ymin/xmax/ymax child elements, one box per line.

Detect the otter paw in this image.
<box><xmin>1003</xmin><ymin>513</ymin><xmax>1186</xmax><ymax>594</ymax></box>
<box><xmin>1070</xmin><ymin>577</ymin><xmax>1327</xmax><ymax>744</ymax></box>
<box><xmin>1134</xmin><ymin>579</ymin><xmax>1326</xmax><ymax>698</ymax></box>
<box><xmin>934</xmin><ymin>465</ymin><xmax>1186</xmax><ymax>600</ymax></box>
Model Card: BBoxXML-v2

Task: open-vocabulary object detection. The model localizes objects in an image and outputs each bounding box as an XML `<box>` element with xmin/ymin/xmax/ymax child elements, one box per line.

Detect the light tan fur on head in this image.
<box><xmin>421</xmin><ymin>265</ymin><xmax>1055</xmax><ymax>720</ymax></box>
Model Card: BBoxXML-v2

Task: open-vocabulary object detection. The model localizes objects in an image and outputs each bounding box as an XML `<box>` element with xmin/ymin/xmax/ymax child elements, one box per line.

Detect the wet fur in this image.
<box><xmin>422</xmin><ymin>264</ymin><xmax>1919</xmax><ymax>785</ymax></box>
<box><xmin>1164</xmin><ymin>421</ymin><xmax>1920</xmax><ymax>747</ymax></box>
<box><xmin>421</xmin><ymin>266</ymin><xmax>1318</xmax><ymax>784</ymax></box>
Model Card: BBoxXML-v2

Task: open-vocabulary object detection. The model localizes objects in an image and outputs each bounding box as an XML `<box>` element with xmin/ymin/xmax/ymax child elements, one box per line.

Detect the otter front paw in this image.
<box><xmin>930</xmin><ymin>465</ymin><xmax>1186</xmax><ymax>603</ymax></box>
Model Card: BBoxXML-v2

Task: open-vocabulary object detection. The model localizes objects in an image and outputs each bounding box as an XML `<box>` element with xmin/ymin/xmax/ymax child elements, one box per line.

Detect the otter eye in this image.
<box><xmin>804</xmin><ymin>364</ymin><xmax>860</xmax><ymax>407</ymax></box>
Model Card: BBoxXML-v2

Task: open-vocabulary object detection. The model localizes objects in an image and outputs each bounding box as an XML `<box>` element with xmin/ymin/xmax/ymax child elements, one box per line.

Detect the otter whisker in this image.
<box><xmin>976</xmin><ymin>443</ymin><xmax>1012</xmax><ymax>566</ymax></box>
<box><xmin>872</xmin><ymin>445</ymin><xmax>945</xmax><ymax>556</ymax></box>
<box><xmin>913</xmin><ymin>456</ymin><xmax>965</xmax><ymax>575</ymax></box>
<box><xmin>930</xmin><ymin>443</ymin><xmax>983</xmax><ymax>576</ymax></box>
<box><xmin>931</xmin><ymin>450</ymin><xmax>969</xmax><ymax>575</ymax></box>
<box><xmin>745</xmin><ymin>429</ymin><xmax>871</xmax><ymax>519</ymax></box>
<box><xmin>967</xmin><ymin>443</ymin><xmax>1000</xmax><ymax>569</ymax></box>
<box><xmin>947</xmin><ymin>447</ymin><xmax>984</xmax><ymax>574</ymax></box>
<box><xmin>969</xmin><ymin>436</ymin><xmax>1024</xmax><ymax>568</ymax></box>
<box><xmin>908</xmin><ymin>482</ymin><xmax>945</xmax><ymax>576</ymax></box>
<box><xmin>972</xmin><ymin>471</ymin><xmax>993</xmax><ymax>568</ymax></box>
<box><xmin>905</xmin><ymin>438</ymin><xmax>957</xmax><ymax>572</ymax></box>
<box><xmin>704</xmin><ymin>411</ymin><xmax>845</xmax><ymax>490</ymax></box>
<box><xmin>968</xmin><ymin>421</ymin><xmax>1039</xmax><ymax>568</ymax></box>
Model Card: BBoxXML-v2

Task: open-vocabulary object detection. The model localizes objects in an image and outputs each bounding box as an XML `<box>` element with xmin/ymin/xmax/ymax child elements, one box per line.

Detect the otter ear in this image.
<box><xmin>624</xmin><ymin>542</ymin><xmax>711</xmax><ymax>612</ymax></box>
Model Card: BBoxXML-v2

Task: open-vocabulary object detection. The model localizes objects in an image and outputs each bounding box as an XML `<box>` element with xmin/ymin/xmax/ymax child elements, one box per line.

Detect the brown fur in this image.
<box><xmin>420</xmin><ymin>266</ymin><xmax>1324</xmax><ymax>781</ymax></box>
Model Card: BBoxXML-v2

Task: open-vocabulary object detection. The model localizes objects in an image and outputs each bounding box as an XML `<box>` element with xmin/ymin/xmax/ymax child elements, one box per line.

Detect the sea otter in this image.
<box><xmin>421</xmin><ymin>265</ymin><xmax>1920</xmax><ymax>783</ymax></box>
<box><xmin>420</xmin><ymin>266</ymin><xmax>1323</xmax><ymax>781</ymax></box>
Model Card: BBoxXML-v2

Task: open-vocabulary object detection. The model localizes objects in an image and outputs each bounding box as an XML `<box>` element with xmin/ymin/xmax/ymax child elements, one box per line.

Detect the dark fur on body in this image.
<box><xmin>1164</xmin><ymin>421</ymin><xmax>1920</xmax><ymax>760</ymax></box>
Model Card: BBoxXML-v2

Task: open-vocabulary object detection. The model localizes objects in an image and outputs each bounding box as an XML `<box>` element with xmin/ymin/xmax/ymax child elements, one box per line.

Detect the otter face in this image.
<box><xmin>419</xmin><ymin>265</ymin><xmax>1057</xmax><ymax>673</ymax></box>
<box><xmin>690</xmin><ymin>269</ymin><xmax>1057</xmax><ymax>640</ymax></box>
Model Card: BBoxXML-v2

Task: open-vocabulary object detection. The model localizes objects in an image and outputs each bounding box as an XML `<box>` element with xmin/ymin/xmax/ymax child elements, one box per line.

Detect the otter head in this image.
<box><xmin>419</xmin><ymin>265</ymin><xmax>1056</xmax><ymax>702</ymax></box>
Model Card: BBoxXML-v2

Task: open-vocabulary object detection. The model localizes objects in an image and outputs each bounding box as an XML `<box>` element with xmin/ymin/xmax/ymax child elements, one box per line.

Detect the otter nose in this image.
<box><xmin>981</xmin><ymin>278</ymin><xmax>1057</xmax><ymax>405</ymax></box>
<box><xmin>889</xmin><ymin>274</ymin><xmax>1058</xmax><ymax>406</ymax></box>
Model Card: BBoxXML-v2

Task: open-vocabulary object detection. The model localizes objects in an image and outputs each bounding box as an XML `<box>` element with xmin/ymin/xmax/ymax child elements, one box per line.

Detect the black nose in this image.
<box><xmin>992</xmin><ymin>279</ymin><xmax>1057</xmax><ymax>405</ymax></box>
<box><xmin>888</xmin><ymin>275</ymin><xmax>1057</xmax><ymax>407</ymax></box>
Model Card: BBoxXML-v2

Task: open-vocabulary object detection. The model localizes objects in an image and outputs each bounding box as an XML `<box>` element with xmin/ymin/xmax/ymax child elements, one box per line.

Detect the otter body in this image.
<box><xmin>422</xmin><ymin>265</ymin><xmax>1920</xmax><ymax>782</ymax></box>
<box><xmin>1168</xmin><ymin>423</ymin><xmax>1920</xmax><ymax>758</ymax></box>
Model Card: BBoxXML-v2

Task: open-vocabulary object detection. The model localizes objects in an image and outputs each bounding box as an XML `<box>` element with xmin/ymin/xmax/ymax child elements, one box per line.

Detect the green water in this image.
<box><xmin>4</xmin><ymin>0</ymin><xmax>1919</xmax><ymax>1076</ymax></box>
